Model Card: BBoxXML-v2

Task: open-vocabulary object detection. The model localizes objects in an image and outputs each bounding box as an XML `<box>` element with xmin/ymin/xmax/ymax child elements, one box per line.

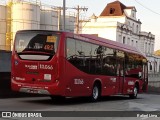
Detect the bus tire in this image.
<box><xmin>129</xmin><ymin>85</ymin><xmax>138</xmax><ymax>99</ymax></box>
<box><xmin>91</xmin><ymin>84</ymin><xmax>100</xmax><ymax>102</ymax></box>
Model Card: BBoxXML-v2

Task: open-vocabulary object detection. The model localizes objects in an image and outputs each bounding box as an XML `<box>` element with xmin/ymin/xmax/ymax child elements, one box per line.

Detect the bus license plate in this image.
<box><xmin>27</xmin><ymin>89</ymin><xmax>38</xmax><ymax>93</ymax></box>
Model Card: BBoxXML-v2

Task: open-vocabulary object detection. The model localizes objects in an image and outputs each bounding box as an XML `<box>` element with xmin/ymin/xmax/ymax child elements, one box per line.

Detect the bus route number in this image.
<box><xmin>74</xmin><ymin>79</ymin><xmax>84</xmax><ymax>85</ymax></box>
<box><xmin>44</xmin><ymin>44</ymin><xmax>54</xmax><ymax>51</ymax></box>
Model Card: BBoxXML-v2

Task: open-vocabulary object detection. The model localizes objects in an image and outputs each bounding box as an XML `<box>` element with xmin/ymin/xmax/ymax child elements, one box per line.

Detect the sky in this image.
<box><xmin>41</xmin><ymin>0</ymin><xmax>160</xmax><ymax>51</ymax></box>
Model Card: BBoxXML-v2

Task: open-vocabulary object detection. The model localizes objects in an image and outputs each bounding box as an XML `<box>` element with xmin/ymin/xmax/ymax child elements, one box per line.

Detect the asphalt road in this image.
<box><xmin>0</xmin><ymin>94</ymin><xmax>160</xmax><ymax>120</ymax></box>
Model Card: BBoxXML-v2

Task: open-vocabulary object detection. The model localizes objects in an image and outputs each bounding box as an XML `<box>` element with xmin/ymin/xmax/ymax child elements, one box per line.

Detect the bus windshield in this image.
<box><xmin>15</xmin><ymin>31</ymin><xmax>59</xmax><ymax>61</ymax></box>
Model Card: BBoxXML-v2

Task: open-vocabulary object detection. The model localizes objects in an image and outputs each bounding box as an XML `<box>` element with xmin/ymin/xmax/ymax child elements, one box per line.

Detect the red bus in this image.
<box><xmin>11</xmin><ymin>30</ymin><xmax>148</xmax><ymax>101</ymax></box>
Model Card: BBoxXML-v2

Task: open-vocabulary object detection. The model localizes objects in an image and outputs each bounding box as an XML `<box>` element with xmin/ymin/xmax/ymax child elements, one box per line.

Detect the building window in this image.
<box><xmin>154</xmin><ymin>61</ymin><xmax>157</xmax><ymax>72</ymax></box>
<box><xmin>136</xmin><ymin>41</ymin><xmax>138</xmax><ymax>47</ymax></box>
<box><xmin>131</xmin><ymin>40</ymin><xmax>134</xmax><ymax>46</ymax></box>
<box><xmin>123</xmin><ymin>37</ymin><xmax>125</xmax><ymax>44</ymax></box>
<box><xmin>148</xmin><ymin>43</ymin><xmax>150</xmax><ymax>53</ymax></box>
<box><xmin>145</xmin><ymin>42</ymin><xmax>147</xmax><ymax>53</ymax></box>
<box><xmin>132</xmin><ymin>23</ymin><xmax>134</xmax><ymax>33</ymax></box>
<box><xmin>128</xmin><ymin>38</ymin><xmax>130</xmax><ymax>45</ymax></box>
<box><xmin>119</xmin><ymin>35</ymin><xmax>122</xmax><ymax>42</ymax></box>
<box><xmin>110</xmin><ymin>8</ymin><xmax>115</xmax><ymax>14</ymax></box>
<box><xmin>150</xmin><ymin>62</ymin><xmax>152</xmax><ymax>70</ymax></box>
<box><xmin>128</xmin><ymin>21</ymin><xmax>130</xmax><ymax>26</ymax></box>
<box><xmin>151</xmin><ymin>44</ymin><xmax>154</xmax><ymax>53</ymax></box>
<box><xmin>136</xmin><ymin>25</ymin><xmax>139</xmax><ymax>34</ymax></box>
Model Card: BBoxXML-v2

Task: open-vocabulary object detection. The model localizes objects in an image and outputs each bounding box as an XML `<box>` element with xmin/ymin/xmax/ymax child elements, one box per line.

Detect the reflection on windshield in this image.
<box><xmin>15</xmin><ymin>31</ymin><xmax>59</xmax><ymax>60</ymax></box>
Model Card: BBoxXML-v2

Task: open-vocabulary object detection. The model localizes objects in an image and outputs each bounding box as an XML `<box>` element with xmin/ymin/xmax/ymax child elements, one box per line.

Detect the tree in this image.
<box><xmin>154</xmin><ymin>50</ymin><xmax>160</xmax><ymax>56</ymax></box>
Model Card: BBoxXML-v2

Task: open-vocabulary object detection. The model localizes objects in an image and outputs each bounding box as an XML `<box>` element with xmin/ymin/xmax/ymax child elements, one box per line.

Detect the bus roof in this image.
<box><xmin>79</xmin><ymin>34</ymin><xmax>146</xmax><ymax>58</ymax></box>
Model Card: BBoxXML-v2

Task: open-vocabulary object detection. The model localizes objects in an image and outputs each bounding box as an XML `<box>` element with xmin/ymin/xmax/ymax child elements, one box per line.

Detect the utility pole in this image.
<box><xmin>63</xmin><ymin>0</ymin><xmax>66</xmax><ymax>31</ymax></box>
<box><xmin>53</xmin><ymin>2</ymin><xmax>88</xmax><ymax>33</ymax></box>
<box><xmin>73</xmin><ymin>5</ymin><xmax>88</xmax><ymax>34</ymax></box>
<box><xmin>52</xmin><ymin>0</ymin><xmax>66</xmax><ymax>31</ymax></box>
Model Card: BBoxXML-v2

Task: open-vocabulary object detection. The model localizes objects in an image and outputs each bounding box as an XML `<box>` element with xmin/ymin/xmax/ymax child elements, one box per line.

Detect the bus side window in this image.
<box><xmin>66</xmin><ymin>38</ymin><xmax>76</xmax><ymax>60</ymax></box>
<box><xmin>90</xmin><ymin>44</ymin><xmax>99</xmax><ymax>74</ymax></box>
<box><xmin>102</xmin><ymin>48</ymin><xmax>116</xmax><ymax>76</ymax></box>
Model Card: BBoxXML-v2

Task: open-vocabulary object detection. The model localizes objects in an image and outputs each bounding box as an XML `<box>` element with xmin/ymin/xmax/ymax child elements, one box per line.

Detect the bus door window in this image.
<box><xmin>125</xmin><ymin>53</ymin><xmax>144</xmax><ymax>77</ymax></box>
<box><xmin>117</xmin><ymin>63</ymin><xmax>124</xmax><ymax>77</ymax></box>
<box><xmin>143</xmin><ymin>59</ymin><xmax>148</xmax><ymax>82</ymax></box>
<box><xmin>116</xmin><ymin>51</ymin><xmax>125</xmax><ymax>93</ymax></box>
<box><xmin>137</xmin><ymin>65</ymin><xmax>143</xmax><ymax>79</ymax></box>
<box><xmin>116</xmin><ymin>51</ymin><xmax>125</xmax><ymax>77</ymax></box>
<box><xmin>125</xmin><ymin>53</ymin><xmax>143</xmax><ymax>79</ymax></box>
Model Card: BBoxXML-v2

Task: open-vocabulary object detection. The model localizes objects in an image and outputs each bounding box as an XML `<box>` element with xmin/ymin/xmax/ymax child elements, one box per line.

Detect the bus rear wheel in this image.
<box><xmin>91</xmin><ymin>84</ymin><xmax>100</xmax><ymax>102</ymax></box>
<box><xmin>129</xmin><ymin>86</ymin><xmax>138</xmax><ymax>99</ymax></box>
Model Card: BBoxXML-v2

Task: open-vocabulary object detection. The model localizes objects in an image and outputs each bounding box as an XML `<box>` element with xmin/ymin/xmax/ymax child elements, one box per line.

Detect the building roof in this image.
<box><xmin>100</xmin><ymin>1</ymin><xmax>136</xmax><ymax>16</ymax></box>
<box><xmin>90</xmin><ymin>13</ymin><xmax>97</xmax><ymax>19</ymax></box>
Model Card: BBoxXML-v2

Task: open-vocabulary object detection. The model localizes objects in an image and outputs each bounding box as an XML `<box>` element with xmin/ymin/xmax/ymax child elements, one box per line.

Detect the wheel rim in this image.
<box><xmin>134</xmin><ymin>87</ymin><xmax>138</xmax><ymax>97</ymax></box>
<box><xmin>93</xmin><ymin>86</ymin><xmax>99</xmax><ymax>100</ymax></box>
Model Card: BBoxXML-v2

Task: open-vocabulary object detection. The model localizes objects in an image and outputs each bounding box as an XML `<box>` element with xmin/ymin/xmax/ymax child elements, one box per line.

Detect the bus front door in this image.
<box><xmin>116</xmin><ymin>59</ymin><xmax>125</xmax><ymax>94</ymax></box>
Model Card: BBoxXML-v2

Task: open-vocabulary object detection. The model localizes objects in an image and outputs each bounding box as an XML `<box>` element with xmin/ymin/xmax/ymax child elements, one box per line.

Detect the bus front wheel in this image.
<box><xmin>129</xmin><ymin>85</ymin><xmax>138</xmax><ymax>99</ymax></box>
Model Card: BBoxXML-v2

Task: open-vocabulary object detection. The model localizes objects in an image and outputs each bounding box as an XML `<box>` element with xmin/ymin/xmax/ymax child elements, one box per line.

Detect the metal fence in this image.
<box><xmin>148</xmin><ymin>73</ymin><xmax>160</xmax><ymax>79</ymax></box>
<box><xmin>148</xmin><ymin>73</ymin><xmax>160</xmax><ymax>93</ymax></box>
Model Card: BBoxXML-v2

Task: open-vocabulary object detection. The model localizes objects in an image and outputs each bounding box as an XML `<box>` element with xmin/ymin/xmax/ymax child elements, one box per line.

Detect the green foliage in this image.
<box><xmin>154</xmin><ymin>50</ymin><xmax>160</xmax><ymax>56</ymax></box>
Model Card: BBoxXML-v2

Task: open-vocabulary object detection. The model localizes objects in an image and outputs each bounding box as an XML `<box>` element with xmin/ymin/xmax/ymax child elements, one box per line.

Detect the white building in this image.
<box><xmin>40</xmin><ymin>8</ymin><xmax>58</xmax><ymax>31</ymax></box>
<box><xmin>81</xmin><ymin>1</ymin><xmax>159</xmax><ymax>73</ymax></box>
<box><xmin>0</xmin><ymin>5</ymin><xmax>7</xmax><ymax>50</ymax></box>
<box><xmin>63</xmin><ymin>14</ymin><xmax>76</xmax><ymax>33</ymax></box>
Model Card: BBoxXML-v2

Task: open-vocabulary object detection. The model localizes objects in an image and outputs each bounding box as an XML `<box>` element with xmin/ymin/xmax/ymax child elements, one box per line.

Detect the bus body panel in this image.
<box><xmin>64</xmin><ymin>60</ymin><xmax>124</xmax><ymax>97</ymax></box>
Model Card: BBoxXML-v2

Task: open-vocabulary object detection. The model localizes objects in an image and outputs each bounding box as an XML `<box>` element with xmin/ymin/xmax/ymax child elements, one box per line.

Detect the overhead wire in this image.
<box><xmin>134</xmin><ymin>0</ymin><xmax>160</xmax><ymax>16</ymax></box>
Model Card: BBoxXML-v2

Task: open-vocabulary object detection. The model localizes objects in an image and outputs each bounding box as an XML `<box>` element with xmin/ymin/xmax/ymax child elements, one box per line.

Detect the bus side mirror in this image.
<box><xmin>138</xmin><ymin>72</ymin><xmax>142</xmax><ymax>79</ymax></box>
